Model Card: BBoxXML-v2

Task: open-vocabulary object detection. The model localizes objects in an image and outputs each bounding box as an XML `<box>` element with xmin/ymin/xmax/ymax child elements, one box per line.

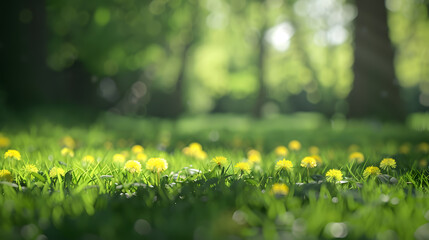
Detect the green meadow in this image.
<box><xmin>1</xmin><ymin>113</ymin><xmax>429</xmax><ymax>240</ymax></box>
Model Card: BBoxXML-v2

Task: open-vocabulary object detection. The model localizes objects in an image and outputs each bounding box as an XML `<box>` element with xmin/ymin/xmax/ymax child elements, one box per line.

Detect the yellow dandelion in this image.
<box><xmin>234</xmin><ymin>162</ymin><xmax>251</xmax><ymax>173</ymax></box>
<box><xmin>309</xmin><ymin>146</ymin><xmax>320</xmax><ymax>155</ymax></box>
<box><xmin>113</xmin><ymin>153</ymin><xmax>125</xmax><ymax>164</ymax></box>
<box><xmin>0</xmin><ymin>135</ymin><xmax>11</xmax><ymax>148</ymax></box>
<box><xmin>212</xmin><ymin>156</ymin><xmax>228</xmax><ymax>167</ymax></box>
<box><xmin>380</xmin><ymin>158</ymin><xmax>396</xmax><ymax>170</ymax></box>
<box><xmin>363</xmin><ymin>166</ymin><xmax>381</xmax><ymax>178</ymax></box>
<box><xmin>248</xmin><ymin>154</ymin><xmax>261</xmax><ymax>165</ymax></box>
<box><xmin>275</xmin><ymin>159</ymin><xmax>293</xmax><ymax>171</ymax></box>
<box><xmin>61</xmin><ymin>147</ymin><xmax>74</xmax><ymax>157</ymax></box>
<box><xmin>311</xmin><ymin>155</ymin><xmax>323</xmax><ymax>166</ymax></box>
<box><xmin>4</xmin><ymin>149</ymin><xmax>21</xmax><ymax>160</ymax></box>
<box><xmin>146</xmin><ymin>158</ymin><xmax>168</xmax><ymax>173</ymax></box>
<box><xmin>271</xmin><ymin>183</ymin><xmax>289</xmax><ymax>197</ymax></box>
<box><xmin>288</xmin><ymin>140</ymin><xmax>302</xmax><ymax>151</ymax></box>
<box><xmin>49</xmin><ymin>167</ymin><xmax>66</xmax><ymax>178</ymax></box>
<box><xmin>418</xmin><ymin>142</ymin><xmax>429</xmax><ymax>153</ymax></box>
<box><xmin>325</xmin><ymin>169</ymin><xmax>343</xmax><ymax>182</ymax></box>
<box><xmin>82</xmin><ymin>155</ymin><xmax>95</xmax><ymax>165</ymax></box>
<box><xmin>61</xmin><ymin>136</ymin><xmax>76</xmax><ymax>149</ymax></box>
<box><xmin>349</xmin><ymin>152</ymin><xmax>364</xmax><ymax>164</ymax></box>
<box><xmin>131</xmin><ymin>145</ymin><xmax>144</xmax><ymax>154</ymax></box>
<box><xmin>419</xmin><ymin>159</ymin><xmax>428</xmax><ymax>168</ymax></box>
<box><xmin>124</xmin><ymin>160</ymin><xmax>142</xmax><ymax>173</ymax></box>
<box><xmin>399</xmin><ymin>143</ymin><xmax>411</xmax><ymax>154</ymax></box>
<box><xmin>136</xmin><ymin>152</ymin><xmax>148</xmax><ymax>162</ymax></box>
<box><xmin>23</xmin><ymin>164</ymin><xmax>39</xmax><ymax>174</ymax></box>
<box><xmin>194</xmin><ymin>150</ymin><xmax>208</xmax><ymax>160</ymax></box>
<box><xmin>189</xmin><ymin>142</ymin><xmax>203</xmax><ymax>151</ymax></box>
<box><xmin>275</xmin><ymin>146</ymin><xmax>288</xmax><ymax>156</ymax></box>
<box><xmin>0</xmin><ymin>169</ymin><xmax>13</xmax><ymax>182</ymax></box>
<box><xmin>300</xmin><ymin>156</ymin><xmax>317</xmax><ymax>168</ymax></box>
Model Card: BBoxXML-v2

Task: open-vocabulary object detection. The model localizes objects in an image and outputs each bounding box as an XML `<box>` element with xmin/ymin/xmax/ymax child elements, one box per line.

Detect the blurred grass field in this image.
<box><xmin>1</xmin><ymin>113</ymin><xmax>429</xmax><ymax>240</ymax></box>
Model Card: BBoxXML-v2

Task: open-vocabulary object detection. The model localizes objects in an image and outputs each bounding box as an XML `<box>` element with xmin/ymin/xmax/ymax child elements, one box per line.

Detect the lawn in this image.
<box><xmin>1</xmin><ymin>113</ymin><xmax>429</xmax><ymax>240</ymax></box>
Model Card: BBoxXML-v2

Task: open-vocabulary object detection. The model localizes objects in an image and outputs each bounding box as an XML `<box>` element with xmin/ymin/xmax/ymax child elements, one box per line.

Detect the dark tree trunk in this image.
<box><xmin>348</xmin><ymin>0</ymin><xmax>404</xmax><ymax>121</ymax></box>
<box><xmin>0</xmin><ymin>0</ymin><xmax>49</xmax><ymax>108</ymax></box>
<box><xmin>253</xmin><ymin>26</ymin><xmax>267</xmax><ymax>118</ymax></box>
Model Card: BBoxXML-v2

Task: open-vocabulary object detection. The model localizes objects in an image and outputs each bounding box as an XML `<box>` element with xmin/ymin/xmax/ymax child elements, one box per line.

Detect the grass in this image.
<box><xmin>1</xmin><ymin>113</ymin><xmax>429</xmax><ymax>240</ymax></box>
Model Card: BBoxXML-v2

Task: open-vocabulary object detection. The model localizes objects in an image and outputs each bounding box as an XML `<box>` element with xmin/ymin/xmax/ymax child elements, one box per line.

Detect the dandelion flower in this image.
<box><xmin>326</xmin><ymin>169</ymin><xmax>343</xmax><ymax>182</ymax></box>
<box><xmin>234</xmin><ymin>162</ymin><xmax>251</xmax><ymax>173</ymax></box>
<box><xmin>271</xmin><ymin>183</ymin><xmax>289</xmax><ymax>197</ymax></box>
<box><xmin>380</xmin><ymin>158</ymin><xmax>396</xmax><ymax>170</ymax></box>
<box><xmin>137</xmin><ymin>152</ymin><xmax>148</xmax><ymax>162</ymax></box>
<box><xmin>349</xmin><ymin>152</ymin><xmax>364</xmax><ymax>164</ymax></box>
<box><xmin>82</xmin><ymin>155</ymin><xmax>95</xmax><ymax>165</ymax></box>
<box><xmin>131</xmin><ymin>145</ymin><xmax>144</xmax><ymax>154</ymax></box>
<box><xmin>61</xmin><ymin>147</ymin><xmax>74</xmax><ymax>157</ymax></box>
<box><xmin>4</xmin><ymin>149</ymin><xmax>21</xmax><ymax>160</ymax></box>
<box><xmin>0</xmin><ymin>135</ymin><xmax>11</xmax><ymax>148</ymax></box>
<box><xmin>275</xmin><ymin>146</ymin><xmax>288</xmax><ymax>156</ymax></box>
<box><xmin>183</xmin><ymin>142</ymin><xmax>207</xmax><ymax>159</ymax></box>
<box><xmin>275</xmin><ymin>159</ymin><xmax>293</xmax><ymax>171</ymax></box>
<box><xmin>146</xmin><ymin>158</ymin><xmax>168</xmax><ymax>173</ymax></box>
<box><xmin>212</xmin><ymin>156</ymin><xmax>228</xmax><ymax>167</ymax></box>
<box><xmin>61</xmin><ymin>136</ymin><xmax>76</xmax><ymax>149</ymax></box>
<box><xmin>0</xmin><ymin>169</ymin><xmax>13</xmax><ymax>182</ymax></box>
<box><xmin>247</xmin><ymin>149</ymin><xmax>261</xmax><ymax>165</ymax></box>
<box><xmin>194</xmin><ymin>150</ymin><xmax>208</xmax><ymax>160</ymax></box>
<box><xmin>288</xmin><ymin>140</ymin><xmax>301</xmax><ymax>151</ymax></box>
<box><xmin>311</xmin><ymin>155</ymin><xmax>323</xmax><ymax>166</ymax></box>
<box><xmin>124</xmin><ymin>160</ymin><xmax>142</xmax><ymax>173</ymax></box>
<box><xmin>23</xmin><ymin>164</ymin><xmax>39</xmax><ymax>174</ymax></box>
<box><xmin>50</xmin><ymin>167</ymin><xmax>66</xmax><ymax>178</ymax></box>
<box><xmin>363</xmin><ymin>166</ymin><xmax>381</xmax><ymax>178</ymax></box>
<box><xmin>113</xmin><ymin>153</ymin><xmax>125</xmax><ymax>164</ymax></box>
<box><xmin>300</xmin><ymin>157</ymin><xmax>317</xmax><ymax>168</ymax></box>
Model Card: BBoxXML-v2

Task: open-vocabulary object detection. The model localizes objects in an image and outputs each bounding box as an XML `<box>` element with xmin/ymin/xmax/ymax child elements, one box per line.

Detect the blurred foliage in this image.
<box><xmin>41</xmin><ymin>0</ymin><xmax>429</xmax><ymax>116</ymax></box>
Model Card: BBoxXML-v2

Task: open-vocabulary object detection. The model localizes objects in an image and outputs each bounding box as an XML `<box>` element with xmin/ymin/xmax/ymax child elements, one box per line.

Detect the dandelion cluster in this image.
<box><xmin>61</xmin><ymin>147</ymin><xmax>75</xmax><ymax>157</ymax></box>
<box><xmin>300</xmin><ymin>157</ymin><xmax>317</xmax><ymax>168</ymax></box>
<box><xmin>131</xmin><ymin>145</ymin><xmax>144</xmax><ymax>154</ymax></box>
<box><xmin>271</xmin><ymin>183</ymin><xmax>289</xmax><ymax>197</ymax></box>
<box><xmin>326</xmin><ymin>169</ymin><xmax>343</xmax><ymax>182</ymax></box>
<box><xmin>275</xmin><ymin>146</ymin><xmax>288</xmax><ymax>156</ymax></box>
<box><xmin>0</xmin><ymin>169</ymin><xmax>13</xmax><ymax>182</ymax></box>
<box><xmin>288</xmin><ymin>140</ymin><xmax>301</xmax><ymax>151</ymax></box>
<box><xmin>82</xmin><ymin>155</ymin><xmax>95</xmax><ymax>165</ymax></box>
<box><xmin>349</xmin><ymin>152</ymin><xmax>364</xmax><ymax>163</ymax></box>
<box><xmin>234</xmin><ymin>162</ymin><xmax>251</xmax><ymax>173</ymax></box>
<box><xmin>182</xmin><ymin>142</ymin><xmax>208</xmax><ymax>160</ymax></box>
<box><xmin>363</xmin><ymin>166</ymin><xmax>381</xmax><ymax>178</ymax></box>
<box><xmin>4</xmin><ymin>149</ymin><xmax>21</xmax><ymax>160</ymax></box>
<box><xmin>50</xmin><ymin>167</ymin><xmax>66</xmax><ymax>178</ymax></box>
<box><xmin>146</xmin><ymin>158</ymin><xmax>168</xmax><ymax>173</ymax></box>
<box><xmin>113</xmin><ymin>153</ymin><xmax>126</xmax><ymax>163</ymax></box>
<box><xmin>247</xmin><ymin>149</ymin><xmax>261</xmax><ymax>165</ymax></box>
<box><xmin>61</xmin><ymin>136</ymin><xmax>76</xmax><ymax>149</ymax></box>
<box><xmin>124</xmin><ymin>160</ymin><xmax>142</xmax><ymax>173</ymax></box>
<box><xmin>23</xmin><ymin>164</ymin><xmax>39</xmax><ymax>174</ymax></box>
<box><xmin>275</xmin><ymin>159</ymin><xmax>293</xmax><ymax>171</ymax></box>
<box><xmin>136</xmin><ymin>152</ymin><xmax>148</xmax><ymax>162</ymax></box>
<box><xmin>212</xmin><ymin>156</ymin><xmax>228</xmax><ymax>167</ymax></box>
<box><xmin>380</xmin><ymin>158</ymin><xmax>396</xmax><ymax>170</ymax></box>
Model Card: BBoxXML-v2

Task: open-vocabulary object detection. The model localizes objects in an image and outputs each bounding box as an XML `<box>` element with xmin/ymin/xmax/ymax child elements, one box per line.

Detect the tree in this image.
<box><xmin>347</xmin><ymin>0</ymin><xmax>404</xmax><ymax>121</ymax></box>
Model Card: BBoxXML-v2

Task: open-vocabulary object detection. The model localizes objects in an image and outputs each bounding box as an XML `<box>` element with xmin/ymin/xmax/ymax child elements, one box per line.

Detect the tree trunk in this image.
<box><xmin>348</xmin><ymin>0</ymin><xmax>404</xmax><ymax>121</ymax></box>
<box><xmin>253</xmin><ymin>26</ymin><xmax>267</xmax><ymax>118</ymax></box>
